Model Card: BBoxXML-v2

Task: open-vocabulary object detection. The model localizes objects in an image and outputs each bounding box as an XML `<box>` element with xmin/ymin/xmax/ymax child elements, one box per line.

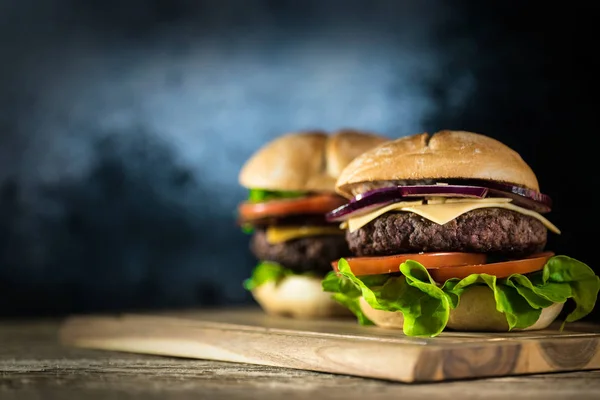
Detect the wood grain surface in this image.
<box><xmin>58</xmin><ymin>307</ymin><xmax>600</xmax><ymax>383</ymax></box>
<box><xmin>2</xmin><ymin>318</ymin><xmax>600</xmax><ymax>400</ymax></box>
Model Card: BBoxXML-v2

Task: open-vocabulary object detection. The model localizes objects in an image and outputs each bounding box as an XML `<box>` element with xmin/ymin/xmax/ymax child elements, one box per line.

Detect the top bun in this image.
<box><xmin>335</xmin><ymin>130</ymin><xmax>539</xmax><ymax>198</ymax></box>
<box><xmin>239</xmin><ymin>129</ymin><xmax>389</xmax><ymax>192</ymax></box>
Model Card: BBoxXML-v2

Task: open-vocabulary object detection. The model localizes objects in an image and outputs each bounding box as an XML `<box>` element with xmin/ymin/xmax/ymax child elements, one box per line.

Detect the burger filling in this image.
<box><xmin>251</xmin><ymin>229</ymin><xmax>349</xmax><ymax>274</ymax></box>
<box><xmin>347</xmin><ymin>208</ymin><xmax>547</xmax><ymax>257</ymax></box>
<box><xmin>322</xmin><ymin>182</ymin><xmax>600</xmax><ymax>337</ymax></box>
<box><xmin>323</xmin><ymin>256</ymin><xmax>599</xmax><ymax>337</ymax></box>
<box><xmin>238</xmin><ymin>189</ymin><xmax>350</xmax><ymax>291</ymax></box>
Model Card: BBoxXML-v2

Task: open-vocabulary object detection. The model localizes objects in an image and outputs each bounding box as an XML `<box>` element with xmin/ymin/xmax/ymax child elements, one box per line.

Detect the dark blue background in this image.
<box><xmin>0</xmin><ymin>1</ymin><xmax>598</xmax><ymax>319</ymax></box>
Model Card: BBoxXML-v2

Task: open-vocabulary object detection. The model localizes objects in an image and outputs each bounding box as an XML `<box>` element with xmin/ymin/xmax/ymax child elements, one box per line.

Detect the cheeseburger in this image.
<box><xmin>322</xmin><ymin>130</ymin><xmax>599</xmax><ymax>336</ymax></box>
<box><xmin>238</xmin><ymin>129</ymin><xmax>388</xmax><ymax>318</ymax></box>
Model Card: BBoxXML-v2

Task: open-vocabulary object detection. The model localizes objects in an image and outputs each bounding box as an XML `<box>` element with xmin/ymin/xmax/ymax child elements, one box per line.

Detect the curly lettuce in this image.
<box><xmin>321</xmin><ymin>272</ymin><xmax>388</xmax><ymax>325</ymax></box>
<box><xmin>243</xmin><ymin>261</ymin><xmax>320</xmax><ymax>291</ymax></box>
<box><xmin>322</xmin><ymin>256</ymin><xmax>600</xmax><ymax>337</ymax></box>
<box><xmin>240</xmin><ymin>189</ymin><xmax>307</xmax><ymax>234</ymax></box>
<box><xmin>246</xmin><ymin>189</ymin><xmax>306</xmax><ymax>203</ymax></box>
<box><xmin>243</xmin><ymin>261</ymin><xmax>294</xmax><ymax>290</ymax></box>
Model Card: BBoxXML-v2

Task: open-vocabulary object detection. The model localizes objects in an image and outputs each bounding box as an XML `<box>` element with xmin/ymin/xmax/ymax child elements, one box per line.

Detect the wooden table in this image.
<box><xmin>2</xmin><ymin>319</ymin><xmax>600</xmax><ymax>399</ymax></box>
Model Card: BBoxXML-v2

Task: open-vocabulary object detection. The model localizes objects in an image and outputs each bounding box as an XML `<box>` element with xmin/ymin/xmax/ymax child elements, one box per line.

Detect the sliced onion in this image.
<box><xmin>487</xmin><ymin>189</ymin><xmax>549</xmax><ymax>213</ymax></box>
<box><xmin>483</xmin><ymin>181</ymin><xmax>551</xmax><ymax>204</ymax></box>
<box><xmin>326</xmin><ymin>185</ymin><xmax>487</xmax><ymax>222</ymax></box>
<box><xmin>326</xmin><ymin>181</ymin><xmax>553</xmax><ymax>222</ymax></box>
<box><xmin>442</xmin><ymin>179</ymin><xmax>552</xmax><ymax>212</ymax></box>
<box><xmin>326</xmin><ymin>200</ymin><xmax>396</xmax><ymax>222</ymax></box>
<box><xmin>425</xmin><ymin>179</ymin><xmax>553</xmax><ymax>213</ymax></box>
<box><xmin>355</xmin><ymin>184</ymin><xmax>489</xmax><ymax>201</ymax></box>
<box><xmin>486</xmin><ymin>190</ymin><xmax>551</xmax><ymax>214</ymax></box>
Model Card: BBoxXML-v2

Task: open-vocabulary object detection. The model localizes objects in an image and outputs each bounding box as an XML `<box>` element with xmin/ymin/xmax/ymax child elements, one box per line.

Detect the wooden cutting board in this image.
<box><xmin>59</xmin><ymin>307</ymin><xmax>600</xmax><ymax>383</ymax></box>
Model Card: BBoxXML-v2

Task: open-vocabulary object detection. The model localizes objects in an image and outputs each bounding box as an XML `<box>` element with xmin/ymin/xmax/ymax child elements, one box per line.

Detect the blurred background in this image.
<box><xmin>0</xmin><ymin>0</ymin><xmax>598</xmax><ymax>319</ymax></box>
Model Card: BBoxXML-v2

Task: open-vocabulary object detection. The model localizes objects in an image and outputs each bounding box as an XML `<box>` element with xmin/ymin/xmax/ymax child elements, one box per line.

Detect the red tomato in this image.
<box><xmin>238</xmin><ymin>194</ymin><xmax>347</xmax><ymax>221</ymax></box>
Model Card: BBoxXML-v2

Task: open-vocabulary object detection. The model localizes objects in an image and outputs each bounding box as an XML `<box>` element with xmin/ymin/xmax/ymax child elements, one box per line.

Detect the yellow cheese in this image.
<box><xmin>345</xmin><ymin>197</ymin><xmax>561</xmax><ymax>234</ymax></box>
<box><xmin>339</xmin><ymin>200</ymin><xmax>428</xmax><ymax>231</ymax></box>
<box><xmin>266</xmin><ymin>226</ymin><xmax>344</xmax><ymax>244</ymax></box>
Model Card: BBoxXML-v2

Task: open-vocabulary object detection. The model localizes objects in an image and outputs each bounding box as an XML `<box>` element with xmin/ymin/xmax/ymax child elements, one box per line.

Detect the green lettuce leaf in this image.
<box><xmin>398</xmin><ymin>261</ymin><xmax>455</xmax><ymax>336</ymax></box>
<box><xmin>332</xmin><ymin>259</ymin><xmax>453</xmax><ymax>337</ymax></box>
<box><xmin>443</xmin><ymin>274</ymin><xmax>543</xmax><ymax>330</ymax></box>
<box><xmin>321</xmin><ymin>270</ymin><xmax>388</xmax><ymax>326</ymax></box>
<box><xmin>240</xmin><ymin>223</ymin><xmax>255</xmax><ymax>234</ymax></box>
<box><xmin>543</xmin><ymin>256</ymin><xmax>600</xmax><ymax>324</ymax></box>
<box><xmin>243</xmin><ymin>261</ymin><xmax>295</xmax><ymax>291</ymax></box>
<box><xmin>443</xmin><ymin>255</ymin><xmax>600</xmax><ymax>330</ymax></box>
<box><xmin>323</xmin><ymin>255</ymin><xmax>600</xmax><ymax>337</ymax></box>
<box><xmin>247</xmin><ymin>189</ymin><xmax>306</xmax><ymax>203</ymax></box>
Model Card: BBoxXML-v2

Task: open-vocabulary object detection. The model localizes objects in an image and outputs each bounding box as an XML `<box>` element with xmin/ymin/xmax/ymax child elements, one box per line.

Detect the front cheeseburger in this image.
<box><xmin>238</xmin><ymin>130</ymin><xmax>388</xmax><ymax>318</ymax></box>
<box><xmin>322</xmin><ymin>130</ymin><xmax>599</xmax><ymax>336</ymax></box>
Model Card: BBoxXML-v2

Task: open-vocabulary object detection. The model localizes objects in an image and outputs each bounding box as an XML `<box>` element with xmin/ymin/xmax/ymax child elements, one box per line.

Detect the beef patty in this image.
<box><xmin>251</xmin><ymin>229</ymin><xmax>351</xmax><ymax>274</ymax></box>
<box><xmin>346</xmin><ymin>208</ymin><xmax>547</xmax><ymax>257</ymax></box>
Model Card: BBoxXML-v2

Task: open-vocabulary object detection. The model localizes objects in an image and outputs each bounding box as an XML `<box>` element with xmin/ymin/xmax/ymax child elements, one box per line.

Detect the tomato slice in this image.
<box><xmin>427</xmin><ymin>252</ymin><xmax>554</xmax><ymax>281</ymax></box>
<box><xmin>331</xmin><ymin>251</ymin><xmax>554</xmax><ymax>282</ymax></box>
<box><xmin>238</xmin><ymin>194</ymin><xmax>347</xmax><ymax>221</ymax></box>
<box><xmin>332</xmin><ymin>252</ymin><xmax>488</xmax><ymax>276</ymax></box>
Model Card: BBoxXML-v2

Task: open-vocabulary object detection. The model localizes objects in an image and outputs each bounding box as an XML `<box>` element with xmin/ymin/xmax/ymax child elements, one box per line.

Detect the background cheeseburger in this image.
<box><xmin>322</xmin><ymin>130</ymin><xmax>600</xmax><ymax>336</ymax></box>
<box><xmin>238</xmin><ymin>129</ymin><xmax>388</xmax><ymax>318</ymax></box>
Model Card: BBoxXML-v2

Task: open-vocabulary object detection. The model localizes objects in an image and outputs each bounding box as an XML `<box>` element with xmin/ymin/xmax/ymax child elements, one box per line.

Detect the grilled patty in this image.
<box><xmin>250</xmin><ymin>229</ymin><xmax>351</xmax><ymax>274</ymax></box>
<box><xmin>346</xmin><ymin>208</ymin><xmax>547</xmax><ymax>257</ymax></box>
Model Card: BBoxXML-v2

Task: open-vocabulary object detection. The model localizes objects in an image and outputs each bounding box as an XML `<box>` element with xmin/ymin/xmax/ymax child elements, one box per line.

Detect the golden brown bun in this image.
<box><xmin>239</xmin><ymin>129</ymin><xmax>389</xmax><ymax>192</ymax></box>
<box><xmin>358</xmin><ymin>286</ymin><xmax>564</xmax><ymax>332</ymax></box>
<box><xmin>336</xmin><ymin>130</ymin><xmax>539</xmax><ymax>198</ymax></box>
<box><xmin>251</xmin><ymin>275</ymin><xmax>351</xmax><ymax>319</ymax></box>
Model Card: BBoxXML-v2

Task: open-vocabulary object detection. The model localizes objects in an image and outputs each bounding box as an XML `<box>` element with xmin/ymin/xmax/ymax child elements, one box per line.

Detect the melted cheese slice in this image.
<box><xmin>266</xmin><ymin>226</ymin><xmax>344</xmax><ymax>244</ymax></box>
<box><xmin>342</xmin><ymin>197</ymin><xmax>561</xmax><ymax>234</ymax></box>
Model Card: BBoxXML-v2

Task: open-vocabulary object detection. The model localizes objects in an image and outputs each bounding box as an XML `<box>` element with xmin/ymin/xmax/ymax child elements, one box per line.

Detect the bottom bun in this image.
<box><xmin>251</xmin><ymin>275</ymin><xmax>351</xmax><ymax>319</ymax></box>
<box><xmin>359</xmin><ymin>285</ymin><xmax>565</xmax><ymax>332</ymax></box>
